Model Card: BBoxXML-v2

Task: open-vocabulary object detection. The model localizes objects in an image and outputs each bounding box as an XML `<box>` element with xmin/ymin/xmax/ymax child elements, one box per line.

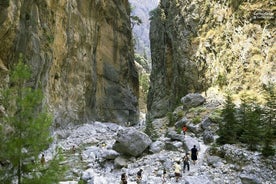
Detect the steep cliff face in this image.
<box><xmin>148</xmin><ymin>0</ymin><xmax>275</xmax><ymax>119</ymax></box>
<box><xmin>0</xmin><ymin>0</ymin><xmax>139</xmax><ymax>126</ymax></box>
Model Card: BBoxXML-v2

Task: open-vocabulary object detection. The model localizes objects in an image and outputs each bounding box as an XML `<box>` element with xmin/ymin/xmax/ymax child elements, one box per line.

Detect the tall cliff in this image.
<box><xmin>148</xmin><ymin>0</ymin><xmax>275</xmax><ymax>119</ymax></box>
<box><xmin>0</xmin><ymin>0</ymin><xmax>139</xmax><ymax>126</ymax></box>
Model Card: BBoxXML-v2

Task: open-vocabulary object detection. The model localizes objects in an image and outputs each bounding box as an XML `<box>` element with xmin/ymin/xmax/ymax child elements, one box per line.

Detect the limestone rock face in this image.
<box><xmin>148</xmin><ymin>0</ymin><xmax>275</xmax><ymax>119</ymax></box>
<box><xmin>0</xmin><ymin>0</ymin><xmax>139</xmax><ymax>126</ymax></box>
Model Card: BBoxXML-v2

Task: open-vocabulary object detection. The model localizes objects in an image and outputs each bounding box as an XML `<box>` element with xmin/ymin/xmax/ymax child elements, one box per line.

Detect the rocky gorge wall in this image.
<box><xmin>0</xmin><ymin>0</ymin><xmax>139</xmax><ymax>126</ymax></box>
<box><xmin>148</xmin><ymin>0</ymin><xmax>275</xmax><ymax>119</ymax></box>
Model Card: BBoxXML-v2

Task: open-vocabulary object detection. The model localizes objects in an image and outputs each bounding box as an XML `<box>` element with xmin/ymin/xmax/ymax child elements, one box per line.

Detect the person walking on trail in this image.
<box><xmin>40</xmin><ymin>154</ymin><xmax>45</xmax><ymax>165</ymax></box>
<box><xmin>174</xmin><ymin>161</ymin><xmax>181</xmax><ymax>182</ymax></box>
<box><xmin>162</xmin><ymin>168</ymin><xmax>167</xmax><ymax>184</ymax></box>
<box><xmin>136</xmin><ymin>169</ymin><xmax>143</xmax><ymax>184</ymax></box>
<box><xmin>120</xmin><ymin>173</ymin><xmax>127</xmax><ymax>184</ymax></box>
<box><xmin>182</xmin><ymin>125</ymin><xmax>188</xmax><ymax>136</ymax></box>
<box><xmin>191</xmin><ymin>145</ymin><xmax>198</xmax><ymax>165</ymax></box>
<box><xmin>183</xmin><ymin>153</ymin><xmax>190</xmax><ymax>172</ymax></box>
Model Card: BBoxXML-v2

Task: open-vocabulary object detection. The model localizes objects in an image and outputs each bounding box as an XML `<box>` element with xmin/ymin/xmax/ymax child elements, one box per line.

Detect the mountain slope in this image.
<box><xmin>0</xmin><ymin>0</ymin><xmax>139</xmax><ymax>126</ymax></box>
<box><xmin>148</xmin><ymin>0</ymin><xmax>275</xmax><ymax>119</ymax></box>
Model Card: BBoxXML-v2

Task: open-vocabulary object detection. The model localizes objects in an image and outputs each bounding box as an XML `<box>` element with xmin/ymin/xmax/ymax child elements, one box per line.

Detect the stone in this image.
<box><xmin>112</xmin><ymin>127</ymin><xmax>152</xmax><ymax>157</ymax></box>
<box><xmin>201</xmin><ymin>117</ymin><xmax>213</xmax><ymax>130</ymax></box>
<box><xmin>175</xmin><ymin>117</ymin><xmax>189</xmax><ymax>129</ymax></box>
<box><xmin>166</xmin><ymin>130</ymin><xmax>185</xmax><ymax>142</ymax></box>
<box><xmin>181</xmin><ymin>93</ymin><xmax>206</xmax><ymax>110</ymax></box>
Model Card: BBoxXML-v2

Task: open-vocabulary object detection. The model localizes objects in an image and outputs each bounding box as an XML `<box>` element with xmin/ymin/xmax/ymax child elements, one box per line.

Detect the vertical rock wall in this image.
<box><xmin>148</xmin><ymin>0</ymin><xmax>275</xmax><ymax>119</ymax></box>
<box><xmin>0</xmin><ymin>0</ymin><xmax>139</xmax><ymax>126</ymax></box>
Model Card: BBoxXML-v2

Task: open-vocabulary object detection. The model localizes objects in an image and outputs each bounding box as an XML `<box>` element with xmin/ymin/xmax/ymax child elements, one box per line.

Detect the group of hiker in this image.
<box><xmin>173</xmin><ymin>145</ymin><xmax>198</xmax><ymax>182</ymax></box>
<box><xmin>120</xmin><ymin>145</ymin><xmax>199</xmax><ymax>183</ymax></box>
<box><xmin>120</xmin><ymin>125</ymin><xmax>198</xmax><ymax>183</ymax></box>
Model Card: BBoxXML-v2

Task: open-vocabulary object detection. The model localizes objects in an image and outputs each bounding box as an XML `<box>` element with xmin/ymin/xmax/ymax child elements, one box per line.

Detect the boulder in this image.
<box><xmin>201</xmin><ymin>117</ymin><xmax>213</xmax><ymax>130</ymax></box>
<box><xmin>203</xmin><ymin>131</ymin><xmax>214</xmax><ymax>144</ymax></box>
<box><xmin>166</xmin><ymin>130</ymin><xmax>185</xmax><ymax>142</ymax></box>
<box><xmin>206</xmin><ymin>156</ymin><xmax>223</xmax><ymax>168</ymax></box>
<box><xmin>175</xmin><ymin>117</ymin><xmax>189</xmax><ymax>129</ymax></box>
<box><xmin>112</xmin><ymin>127</ymin><xmax>152</xmax><ymax>157</ymax></box>
<box><xmin>181</xmin><ymin>93</ymin><xmax>206</xmax><ymax>109</ymax></box>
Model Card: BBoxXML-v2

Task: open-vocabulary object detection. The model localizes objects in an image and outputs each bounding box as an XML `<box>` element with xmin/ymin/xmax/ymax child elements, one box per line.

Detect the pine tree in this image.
<box><xmin>0</xmin><ymin>55</ymin><xmax>54</xmax><ymax>183</ymax></box>
<box><xmin>239</xmin><ymin>95</ymin><xmax>262</xmax><ymax>151</ymax></box>
<box><xmin>217</xmin><ymin>94</ymin><xmax>239</xmax><ymax>144</ymax></box>
<box><xmin>261</xmin><ymin>83</ymin><xmax>276</xmax><ymax>157</ymax></box>
<box><xmin>236</xmin><ymin>94</ymin><xmax>248</xmax><ymax>141</ymax></box>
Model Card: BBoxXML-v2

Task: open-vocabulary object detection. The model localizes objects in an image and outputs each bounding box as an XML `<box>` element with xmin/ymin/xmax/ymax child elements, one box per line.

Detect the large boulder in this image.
<box><xmin>112</xmin><ymin>127</ymin><xmax>152</xmax><ymax>157</ymax></box>
<box><xmin>181</xmin><ymin>93</ymin><xmax>206</xmax><ymax>109</ymax></box>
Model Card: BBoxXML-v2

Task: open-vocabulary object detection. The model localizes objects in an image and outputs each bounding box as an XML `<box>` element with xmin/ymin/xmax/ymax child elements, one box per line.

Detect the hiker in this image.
<box><xmin>136</xmin><ymin>169</ymin><xmax>143</xmax><ymax>184</ymax></box>
<box><xmin>183</xmin><ymin>153</ymin><xmax>190</xmax><ymax>172</ymax></box>
<box><xmin>174</xmin><ymin>160</ymin><xmax>181</xmax><ymax>182</ymax></box>
<box><xmin>162</xmin><ymin>168</ymin><xmax>167</xmax><ymax>184</ymax></box>
<box><xmin>182</xmin><ymin>125</ymin><xmax>188</xmax><ymax>136</ymax></box>
<box><xmin>40</xmin><ymin>154</ymin><xmax>45</xmax><ymax>165</ymax></box>
<box><xmin>72</xmin><ymin>145</ymin><xmax>76</xmax><ymax>154</ymax></box>
<box><xmin>120</xmin><ymin>173</ymin><xmax>127</xmax><ymax>184</ymax></box>
<box><xmin>191</xmin><ymin>145</ymin><xmax>198</xmax><ymax>165</ymax></box>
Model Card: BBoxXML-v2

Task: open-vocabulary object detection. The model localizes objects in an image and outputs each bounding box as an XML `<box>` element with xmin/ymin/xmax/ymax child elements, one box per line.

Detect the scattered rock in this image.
<box><xmin>240</xmin><ymin>174</ymin><xmax>261</xmax><ymax>184</ymax></box>
<box><xmin>149</xmin><ymin>141</ymin><xmax>166</xmax><ymax>153</ymax></box>
<box><xmin>114</xmin><ymin>156</ymin><xmax>129</xmax><ymax>168</ymax></box>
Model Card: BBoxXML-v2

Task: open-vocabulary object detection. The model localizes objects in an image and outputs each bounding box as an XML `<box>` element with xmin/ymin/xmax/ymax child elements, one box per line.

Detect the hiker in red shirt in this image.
<box><xmin>182</xmin><ymin>125</ymin><xmax>188</xmax><ymax>136</ymax></box>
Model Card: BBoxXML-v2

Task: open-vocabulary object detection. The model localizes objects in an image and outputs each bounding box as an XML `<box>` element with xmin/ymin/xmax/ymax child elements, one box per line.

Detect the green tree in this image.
<box><xmin>217</xmin><ymin>94</ymin><xmax>239</xmax><ymax>144</ymax></box>
<box><xmin>239</xmin><ymin>96</ymin><xmax>262</xmax><ymax>151</ymax></box>
<box><xmin>261</xmin><ymin>83</ymin><xmax>276</xmax><ymax>157</ymax></box>
<box><xmin>0</xmin><ymin>55</ymin><xmax>53</xmax><ymax>183</ymax></box>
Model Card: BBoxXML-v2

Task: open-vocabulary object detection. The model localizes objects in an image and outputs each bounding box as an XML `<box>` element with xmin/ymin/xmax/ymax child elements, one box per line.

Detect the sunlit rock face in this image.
<box><xmin>0</xmin><ymin>0</ymin><xmax>139</xmax><ymax>126</ymax></box>
<box><xmin>148</xmin><ymin>0</ymin><xmax>275</xmax><ymax>119</ymax></box>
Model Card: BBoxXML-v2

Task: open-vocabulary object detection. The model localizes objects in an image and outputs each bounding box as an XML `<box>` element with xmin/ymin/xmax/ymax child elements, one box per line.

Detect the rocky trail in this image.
<box><xmin>45</xmin><ymin>117</ymin><xmax>276</xmax><ymax>184</ymax></box>
<box><xmin>46</xmin><ymin>122</ymin><xmax>211</xmax><ymax>184</ymax></box>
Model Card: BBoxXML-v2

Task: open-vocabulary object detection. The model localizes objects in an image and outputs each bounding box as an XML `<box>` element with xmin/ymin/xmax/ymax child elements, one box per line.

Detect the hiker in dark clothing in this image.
<box><xmin>121</xmin><ymin>173</ymin><xmax>127</xmax><ymax>184</ymax></box>
<box><xmin>183</xmin><ymin>153</ymin><xmax>190</xmax><ymax>172</ymax></box>
<box><xmin>136</xmin><ymin>169</ymin><xmax>143</xmax><ymax>184</ymax></box>
<box><xmin>191</xmin><ymin>145</ymin><xmax>198</xmax><ymax>165</ymax></box>
<box><xmin>162</xmin><ymin>168</ymin><xmax>167</xmax><ymax>184</ymax></box>
<box><xmin>40</xmin><ymin>154</ymin><xmax>45</xmax><ymax>165</ymax></box>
